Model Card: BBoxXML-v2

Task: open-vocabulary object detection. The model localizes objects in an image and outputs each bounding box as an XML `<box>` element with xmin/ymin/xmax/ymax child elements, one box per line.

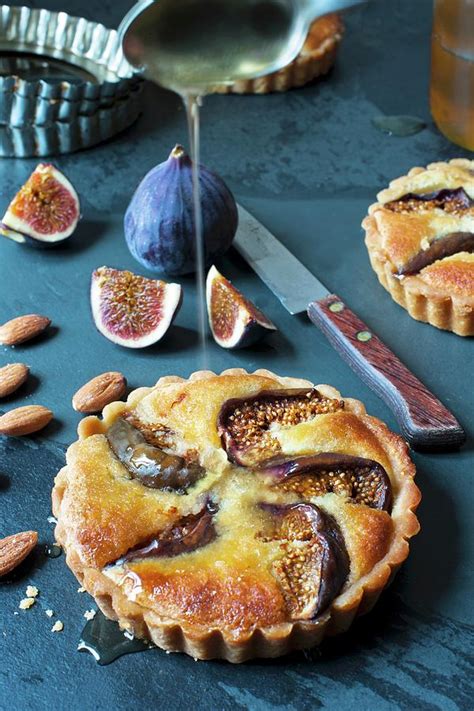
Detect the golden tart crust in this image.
<box><xmin>363</xmin><ymin>159</ymin><xmax>474</xmax><ymax>336</ymax></box>
<box><xmin>214</xmin><ymin>14</ymin><xmax>343</xmax><ymax>94</ymax></box>
<box><xmin>52</xmin><ymin>368</ymin><xmax>420</xmax><ymax>662</ymax></box>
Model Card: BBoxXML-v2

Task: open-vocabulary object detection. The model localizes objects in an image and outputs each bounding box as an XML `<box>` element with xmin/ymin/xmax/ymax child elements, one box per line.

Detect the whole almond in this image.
<box><xmin>0</xmin><ymin>314</ymin><xmax>51</xmax><ymax>346</ymax></box>
<box><xmin>0</xmin><ymin>363</ymin><xmax>29</xmax><ymax>398</ymax></box>
<box><xmin>0</xmin><ymin>405</ymin><xmax>53</xmax><ymax>436</ymax></box>
<box><xmin>72</xmin><ymin>371</ymin><xmax>127</xmax><ymax>414</ymax></box>
<box><xmin>0</xmin><ymin>531</ymin><xmax>38</xmax><ymax>576</ymax></box>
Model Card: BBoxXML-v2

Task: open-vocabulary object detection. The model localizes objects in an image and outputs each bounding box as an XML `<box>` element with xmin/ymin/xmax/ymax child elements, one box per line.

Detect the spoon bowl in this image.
<box><xmin>119</xmin><ymin>0</ymin><xmax>365</xmax><ymax>93</ymax></box>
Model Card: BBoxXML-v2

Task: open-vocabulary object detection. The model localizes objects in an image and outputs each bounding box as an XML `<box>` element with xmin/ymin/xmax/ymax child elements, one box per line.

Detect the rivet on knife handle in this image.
<box><xmin>308</xmin><ymin>294</ymin><xmax>466</xmax><ymax>451</ymax></box>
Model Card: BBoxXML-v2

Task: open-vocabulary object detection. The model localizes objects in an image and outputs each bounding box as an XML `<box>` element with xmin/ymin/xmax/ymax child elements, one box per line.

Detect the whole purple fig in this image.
<box><xmin>124</xmin><ymin>145</ymin><xmax>238</xmax><ymax>276</ymax></box>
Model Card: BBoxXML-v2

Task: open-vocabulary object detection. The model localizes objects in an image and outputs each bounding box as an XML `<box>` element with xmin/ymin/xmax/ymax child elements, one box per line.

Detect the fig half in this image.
<box><xmin>91</xmin><ymin>266</ymin><xmax>182</xmax><ymax>348</ymax></box>
<box><xmin>107</xmin><ymin>417</ymin><xmax>204</xmax><ymax>493</ymax></box>
<box><xmin>0</xmin><ymin>163</ymin><xmax>80</xmax><ymax>247</ymax></box>
<box><xmin>206</xmin><ymin>265</ymin><xmax>277</xmax><ymax>348</ymax></box>
<box><xmin>261</xmin><ymin>503</ymin><xmax>349</xmax><ymax>620</ymax></box>
<box><xmin>218</xmin><ymin>389</ymin><xmax>344</xmax><ymax>466</ymax></box>
<box><xmin>115</xmin><ymin>501</ymin><xmax>217</xmax><ymax>565</ymax></box>
<box><xmin>261</xmin><ymin>453</ymin><xmax>392</xmax><ymax>511</ymax></box>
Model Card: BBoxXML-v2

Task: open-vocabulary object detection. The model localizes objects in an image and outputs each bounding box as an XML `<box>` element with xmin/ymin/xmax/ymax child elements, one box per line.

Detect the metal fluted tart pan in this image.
<box><xmin>0</xmin><ymin>5</ymin><xmax>143</xmax><ymax>156</ymax></box>
<box><xmin>0</xmin><ymin>89</ymin><xmax>142</xmax><ymax>158</ymax></box>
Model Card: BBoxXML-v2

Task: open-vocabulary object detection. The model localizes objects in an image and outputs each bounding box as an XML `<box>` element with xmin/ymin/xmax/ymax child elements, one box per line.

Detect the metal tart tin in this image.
<box><xmin>0</xmin><ymin>4</ymin><xmax>143</xmax><ymax>156</ymax></box>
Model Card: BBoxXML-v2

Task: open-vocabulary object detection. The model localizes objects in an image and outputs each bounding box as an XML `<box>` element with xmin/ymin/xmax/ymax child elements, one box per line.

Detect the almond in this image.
<box><xmin>0</xmin><ymin>363</ymin><xmax>29</xmax><ymax>398</ymax></box>
<box><xmin>72</xmin><ymin>371</ymin><xmax>127</xmax><ymax>414</ymax></box>
<box><xmin>0</xmin><ymin>314</ymin><xmax>51</xmax><ymax>346</ymax></box>
<box><xmin>0</xmin><ymin>405</ymin><xmax>53</xmax><ymax>436</ymax></box>
<box><xmin>0</xmin><ymin>531</ymin><xmax>38</xmax><ymax>576</ymax></box>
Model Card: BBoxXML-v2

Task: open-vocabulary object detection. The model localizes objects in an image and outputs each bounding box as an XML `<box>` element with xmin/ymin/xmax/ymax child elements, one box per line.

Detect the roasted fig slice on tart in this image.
<box><xmin>260</xmin><ymin>453</ymin><xmax>392</xmax><ymax>511</ymax></box>
<box><xmin>218</xmin><ymin>388</ymin><xmax>344</xmax><ymax>466</ymax></box>
<box><xmin>260</xmin><ymin>502</ymin><xmax>350</xmax><ymax>620</ymax></box>
<box><xmin>106</xmin><ymin>417</ymin><xmax>205</xmax><ymax>493</ymax></box>
<box><xmin>113</xmin><ymin>501</ymin><xmax>218</xmax><ymax>565</ymax></box>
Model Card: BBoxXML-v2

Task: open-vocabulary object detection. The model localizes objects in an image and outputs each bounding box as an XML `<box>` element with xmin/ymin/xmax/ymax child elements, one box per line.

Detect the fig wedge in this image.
<box><xmin>398</xmin><ymin>231</ymin><xmax>474</xmax><ymax>275</ymax></box>
<box><xmin>206</xmin><ymin>265</ymin><xmax>276</xmax><ymax>348</ymax></box>
<box><xmin>1</xmin><ymin>163</ymin><xmax>80</xmax><ymax>246</ymax></box>
<box><xmin>114</xmin><ymin>501</ymin><xmax>217</xmax><ymax>565</ymax></box>
<box><xmin>218</xmin><ymin>389</ymin><xmax>344</xmax><ymax>466</ymax></box>
<box><xmin>261</xmin><ymin>503</ymin><xmax>349</xmax><ymax>620</ymax></box>
<box><xmin>91</xmin><ymin>266</ymin><xmax>182</xmax><ymax>348</ymax></box>
<box><xmin>106</xmin><ymin>417</ymin><xmax>204</xmax><ymax>494</ymax></box>
<box><xmin>261</xmin><ymin>453</ymin><xmax>392</xmax><ymax>511</ymax></box>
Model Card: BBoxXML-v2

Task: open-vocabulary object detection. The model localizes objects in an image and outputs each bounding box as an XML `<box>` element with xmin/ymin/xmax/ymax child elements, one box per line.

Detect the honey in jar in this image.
<box><xmin>430</xmin><ymin>0</ymin><xmax>474</xmax><ymax>150</ymax></box>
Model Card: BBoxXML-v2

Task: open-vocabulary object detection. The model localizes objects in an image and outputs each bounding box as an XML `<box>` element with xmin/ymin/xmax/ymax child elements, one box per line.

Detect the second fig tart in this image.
<box><xmin>215</xmin><ymin>13</ymin><xmax>344</xmax><ymax>94</ymax></box>
<box><xmin>53</xmin><ymin>369</ymin><xmax>420</xmax><ymax>662</ymax></box>
<box><xmin>363</xmin><ymin>159</ymin><xmax>474</xmax><ymax>336</ymax></box>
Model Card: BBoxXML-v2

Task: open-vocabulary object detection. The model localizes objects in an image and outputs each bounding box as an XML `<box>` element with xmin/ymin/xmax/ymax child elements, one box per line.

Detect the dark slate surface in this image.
<box><xmin>1</xmin><ymin>1</ymin><xmax>473</xmax><ymax>709</ymax></box>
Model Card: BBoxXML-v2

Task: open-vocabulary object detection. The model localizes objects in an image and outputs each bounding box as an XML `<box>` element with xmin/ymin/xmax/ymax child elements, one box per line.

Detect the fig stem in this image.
<box><xmin>170</xmin><ymin>144</ymin><xmax>186</xmax><ymax>159</ymax></box>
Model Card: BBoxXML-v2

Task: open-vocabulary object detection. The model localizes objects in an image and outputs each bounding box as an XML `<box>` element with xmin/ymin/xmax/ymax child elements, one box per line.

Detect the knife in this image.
<box><xmin>234</xmin><ymin>204</ymin><xmax>466</xmax><ymax>452</ymax></box>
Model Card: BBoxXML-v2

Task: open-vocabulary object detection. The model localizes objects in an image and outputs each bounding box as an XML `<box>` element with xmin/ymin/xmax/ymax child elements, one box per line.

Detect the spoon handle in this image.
<box><xmin>308</xmin><ymin>295</ymin><xmax>466</xmax><ymax>452</ymax></box>
<box><xmin>303</xmin><ymin>0</ymin><xmax>367</xmax><ymax>21</ymax></box>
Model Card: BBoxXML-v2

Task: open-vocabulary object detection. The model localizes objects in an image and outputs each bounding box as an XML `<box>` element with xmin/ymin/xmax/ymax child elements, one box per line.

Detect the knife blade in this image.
<box><xmin>235</xmin><ymin>205</ymin><xmax>328</xmax><ymax>314</ymax></box>
<box><xmin>234</xmin><ymin>204</ymin><xmax>465</xmax><ymax>452</ymax></box>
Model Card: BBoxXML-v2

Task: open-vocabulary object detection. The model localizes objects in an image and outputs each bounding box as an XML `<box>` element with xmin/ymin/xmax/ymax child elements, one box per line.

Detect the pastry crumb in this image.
<box><xmin>19</xmin><ymin>598</ymin><xmax>35</xmax><ymax>610</ymax></box>
<box><xmin>13</xmin><ymin>611</ymin><xmax>19</xmax><ymax>616</ymax></box>
<box><xmin>45</xmin><ymin>609</ymin><xmax>54</xmax><ymax>618</ymax></box>
<box><xmin>47</xmin><ymin>515</ymin><xmax>57</xmax><ymax>524</ymax></box>
<box><xmin>51</xmin><ymin>620</ymin><xmax>63</xmax><ymax>632</ymax></box>
<box><xmin>77</xmin><ymin>586</ymin><xmax>86</xmax><ymax>593</ymax></box>
<box><xmin>84</xmin><ymin>609</ymin><xmax>96</xmax><ymax>621</ymax></box>
<box><xmin>123</xmin><ymin>630</ymin><xmax>134</xmax><ymax>640</ymax></box>
<box><xmin>26</xmin><ymin>585</ymin><xmax>39</xmax><ymax>598</ymax></box>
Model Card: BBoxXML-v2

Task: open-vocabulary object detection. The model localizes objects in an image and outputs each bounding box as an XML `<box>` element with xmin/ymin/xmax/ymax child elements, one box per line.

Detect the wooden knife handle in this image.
<box><xmin>308</xmin><ymin>294</ymin><xmax>465</xmax><ymax>451</ymax></box>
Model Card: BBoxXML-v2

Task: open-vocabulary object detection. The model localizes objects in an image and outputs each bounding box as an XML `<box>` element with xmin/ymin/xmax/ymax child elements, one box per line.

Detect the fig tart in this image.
<box><xmin>52</xmin><ymin>369</ymin><xmax>420</xmax><ymax>662</ymax></box>
<box><xmin>363</xmin><ymin>159</ymin><xmax>474</xmax><ymax>336</ymax></box>
<box><xmin>215</xmin><ymin>13</ymin><xmax>343</xmax><ymax>94</ymax></box>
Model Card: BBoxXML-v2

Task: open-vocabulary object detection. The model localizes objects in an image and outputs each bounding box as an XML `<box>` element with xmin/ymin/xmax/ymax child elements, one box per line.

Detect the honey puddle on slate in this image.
<box><xmin>78</xmin><ymin>610</ymin><xmax>152</xmax><ymax>664</ymax></box>
<box><xmin>372</xmin><ymin>115</ymin><xmax>427</xmax><ymax>137</ymax></box>
<box><xmin>44</xmin><ymin>543</ymin><xmax>62</xmax><ymax>558</ymax></box>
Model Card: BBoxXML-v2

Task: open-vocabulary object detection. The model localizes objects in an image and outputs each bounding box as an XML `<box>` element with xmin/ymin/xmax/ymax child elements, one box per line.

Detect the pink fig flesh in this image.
<box><xmin>206</xmin><ymin>265</ymin><xmax>276</xmax><ymax>348</ymax></box>
<box><xmin>91</xmin><ymin>266</ymin><xmax>182</xmax><ymax>348</ymax></box>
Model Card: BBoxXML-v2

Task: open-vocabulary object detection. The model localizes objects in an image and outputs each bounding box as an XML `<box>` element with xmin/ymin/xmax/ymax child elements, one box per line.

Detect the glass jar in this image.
<box><xmin>430</xmin><ymin>0</ymin><xmax>474</xmax><ymax>150</ymax></box>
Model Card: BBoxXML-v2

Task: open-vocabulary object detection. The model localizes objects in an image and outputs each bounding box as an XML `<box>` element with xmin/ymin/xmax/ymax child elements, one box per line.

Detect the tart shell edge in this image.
<box><xmin>213</xmin><ymin>14</ymin><xmax>343</xmax><ymax>95</ymax></box>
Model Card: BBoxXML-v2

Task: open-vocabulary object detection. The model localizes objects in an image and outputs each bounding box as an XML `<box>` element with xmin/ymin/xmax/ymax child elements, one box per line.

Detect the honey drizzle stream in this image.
<box><xmin>184</xmin><ymin>93</ymin><xmax>208</xmax><ymax>368</ymax></box>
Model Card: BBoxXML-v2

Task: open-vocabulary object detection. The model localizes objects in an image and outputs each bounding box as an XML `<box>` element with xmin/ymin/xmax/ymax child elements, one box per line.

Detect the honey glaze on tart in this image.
<box><xmin>52</xmin><ymin>370</ymin><xmax>420</xmax><ymax>660</ymax></box>
<box><xmin>363</xmin><ymin>159</ymin><xmax>474</xmax><ymax>336</ymax></box>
